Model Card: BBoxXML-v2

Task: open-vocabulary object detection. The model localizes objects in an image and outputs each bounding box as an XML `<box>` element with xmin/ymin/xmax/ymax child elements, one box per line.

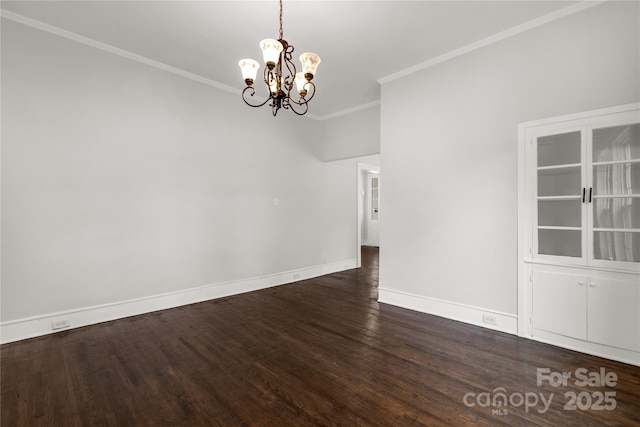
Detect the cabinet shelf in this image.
<box><xmin>592</xmin><ymin>194</ymin><xmax>640</xmax><ymax>198</ymax></box>
<box><xmin>537</xmin><ymin>163</ymin><xmax>582</xmax><ymax>171</ymax></box>
<box><xmin>536</xmin><ymin>195</ymin><xmax>582</xmax><ymax>200</ymax></box>
<box><xmin>592</xmin><ymin>158</ymin><xmax>640</xmax><ymax>166</ymax></box>
<box><xmin>592</xmin><ymin>227</ymin><xmax>640</xmax><ymax>233</ymax></box>
<box><xmin>537</xmin><ymin>226</ymin><xmax>582</xmax><ymax>231</ymax></box>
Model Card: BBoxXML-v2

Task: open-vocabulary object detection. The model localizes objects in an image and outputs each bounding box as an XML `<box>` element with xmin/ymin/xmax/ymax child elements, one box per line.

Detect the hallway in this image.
<box><xmin>360</xmin><ymin>245</ymin><xmax>379</xmax><ymax>302</ymax></box>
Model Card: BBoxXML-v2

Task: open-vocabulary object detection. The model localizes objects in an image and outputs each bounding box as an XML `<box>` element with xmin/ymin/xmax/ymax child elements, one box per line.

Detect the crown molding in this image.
<box><xmin>378</xmin><ymin>0</ymin><xmax>607</xmax><ymax>85</ymax></box>
<box><xmin>4</xmin><ymin>1</ymin><xmax>602</xmax><ymax>121</ymax></box>
<box><xmin>0</xmin><ymin>9</ymin><xmax>242</xmax><ymax>95</ymax></box>
<box><xmin>315</xmin><ymin>100</ymin><xmax>381</xmax><ymax>121</ymax></box>
<box><xmin>0</xmin><ymin>9</ymin><xmax>338</xmax><ymax>120</ymax></box>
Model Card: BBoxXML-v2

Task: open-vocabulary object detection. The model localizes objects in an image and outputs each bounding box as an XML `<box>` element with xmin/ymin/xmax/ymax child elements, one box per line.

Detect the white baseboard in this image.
<box><xmin>532</xmin><ymin>329</ymin><xmax>640</xmax><ymax>367</ymax></box>
<box><xmin>378</xmin><ymin>288</ymin><xmax>518</xmax><ymax>335</ymax></box>
<box><xmin>0</xmin><ymin>259</ymin><xmax>358</xmax><ymax>344</ymax></box>
<box><xmin>377</xmin><ymin>289</ymin><xmax>640</xmax><ymax>367</ymax></box>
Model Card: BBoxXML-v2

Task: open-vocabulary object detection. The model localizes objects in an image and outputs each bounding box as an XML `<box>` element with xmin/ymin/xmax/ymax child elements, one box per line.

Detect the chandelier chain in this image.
<box><xmin>279</xmin><ymin>0</ymin><xmax>283</xmax><ymax>40</ymax></box>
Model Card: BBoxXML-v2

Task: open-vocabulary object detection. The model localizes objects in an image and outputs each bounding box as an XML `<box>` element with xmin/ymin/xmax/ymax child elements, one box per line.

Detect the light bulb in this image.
<box><xmin>295</xmin><ymin>72</ymin><xmax>308</xmax><ymax>96</ymax></box>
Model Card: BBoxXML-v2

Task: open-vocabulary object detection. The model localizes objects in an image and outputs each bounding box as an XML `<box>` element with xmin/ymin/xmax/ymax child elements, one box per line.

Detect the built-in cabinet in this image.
<box><xmin>519</xmin><ymin>103</ymin><xmax>640</xmax><ymax>366</ymax></box>
<box><xmin>532</xmin><ymin>267</ymin><xmax>639</xmax><ymax>352</ymax></box>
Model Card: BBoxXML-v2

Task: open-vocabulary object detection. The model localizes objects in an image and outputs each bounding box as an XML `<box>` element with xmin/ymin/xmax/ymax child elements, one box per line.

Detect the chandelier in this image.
<box><xmin>238</xmin><ymin>0</ymin><xmax>321</xmax><ymax>117</ymax></box>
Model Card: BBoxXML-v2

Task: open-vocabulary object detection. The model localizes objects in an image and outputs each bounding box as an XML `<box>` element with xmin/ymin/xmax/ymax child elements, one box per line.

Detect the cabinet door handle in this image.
<box><xmin>582</xmin><ymin>188</ymin><xmax>586</xmax><ymax>203</ymax></box>
<box><xmin>578</xmin><ymin>281</ymin><xmax>585</xmax><ymax>286</ymax></box>
<box><xmin>589</xmin><ymin>283</ymin><xmax>596</xmax><ymax>288</ymax></box>
<box><xmin>589</xmin><ymin>187</ymin><xmax>593</xmax><ymax>203</ymax></box>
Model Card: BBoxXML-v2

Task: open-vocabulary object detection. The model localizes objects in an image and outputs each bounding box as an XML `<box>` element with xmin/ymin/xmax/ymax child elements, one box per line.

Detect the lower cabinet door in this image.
<box><xmin>532</xmin><ymin>271</ymin><xmax>587</xmax><ymax>340</ymax></box>
<box><xmin>587</xmin><ymin>278</ymin><xmax>640</xmax><ymax>352</ymax></box>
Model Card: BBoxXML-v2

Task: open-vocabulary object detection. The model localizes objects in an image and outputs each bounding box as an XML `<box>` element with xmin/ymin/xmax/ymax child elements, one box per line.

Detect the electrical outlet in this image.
<box><xmin>51</xmin><ymin>319</ymin><xmax>70</xmax><ymax>330</ymax></box>
<box><xmin>482</xmin><ymin>314</ymin><xmax>497</xmax><ymax>326</ymax></box>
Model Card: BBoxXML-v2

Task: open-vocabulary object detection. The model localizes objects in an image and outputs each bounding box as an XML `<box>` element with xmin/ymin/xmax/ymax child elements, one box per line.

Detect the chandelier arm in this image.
<box><xmin>282</xmin><ymin>43</ymin><xmax>294</xmax><ymax>67</ymax></box>
<box><xmin>286</xmin><ymin>96</ymin><xmax>307</xmax><ymax>106</ymax></box>
<box><xmin>286</xmin><ymin>98</ymin><xmax>309</xmax><ymax>116</ymax></box>
<box><xmin>264</xmin><ymin>67</ymin><xmax>276</xmax><ymax>94</ymax></box>
<box><xmin>302</xmin><ymin>81</ymin><xmax>316</xmax><ymax>102</ymax></box>
<box><xmin>282</xmin><ymin>55</ymin><xmax>297</xmax><ymax>98</ymax></box>
<box><xmin>241</xmin><ymin>86</ymin><xmax>272</xmax><ymax>108</ymax></box>
<box><xmin>277</xmin><ymin>42</ymin><xmax>294</xmax><ymax>88</ymax></box>
<box><xmin>281</xmin><ymin>95</ymin><xmax>290</xmax><ymax>109</ymax></box>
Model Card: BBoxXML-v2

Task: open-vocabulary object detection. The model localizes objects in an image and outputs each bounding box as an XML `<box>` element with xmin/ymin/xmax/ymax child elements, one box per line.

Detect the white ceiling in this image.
<box><xmin>1</xmin><ymin>0</ymin><xmax>581</xmax><ymax>119</ymax></box>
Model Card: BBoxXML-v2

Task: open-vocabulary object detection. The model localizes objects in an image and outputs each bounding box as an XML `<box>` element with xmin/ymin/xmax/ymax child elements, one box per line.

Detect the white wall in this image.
<box><xmin>379</xmin><ymin>1</ymin><xmax>640</xmax><ymax>328</ymax></box>
<box><xmin>0</xmin><ymin>19</ymin><xmax>363</xmax><ymax>334</ymax></box>
<box><xmin>321</xmin><ymin>105</ymin><xmax>380</xmax><ymax>161</ymax></box>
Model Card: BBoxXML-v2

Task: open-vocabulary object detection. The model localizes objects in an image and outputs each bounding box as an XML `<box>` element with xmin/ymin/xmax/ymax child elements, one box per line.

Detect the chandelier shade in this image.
<box><xmin>299</xmin><ymin>52</ymin><xmax>321</xmax><ymax>78</ymax></box>
<box><xmin>259</xmin><ymin>39</ymin><xmax>284</xmax><ymax>68</ymax></box>
<box><xmin>238</xmin><ymin>0</ymin><xmax>320</xmax><ymax>116</ymax></box>
<box><xmin>238</xmin><ymin>59</ymin><xmax>260</xmax><ymax>85</ymax></box>
<box><xmin>294</xmin><ymin>72</ymin><xmax>307</xmax><ymax>95</ymax></box>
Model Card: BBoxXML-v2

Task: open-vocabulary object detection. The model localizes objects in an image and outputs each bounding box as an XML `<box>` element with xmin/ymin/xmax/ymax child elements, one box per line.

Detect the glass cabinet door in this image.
<box><xmin>591</xmin><ymin>123</ymin><xmax>640</xmax><ymax>263</ymax></box>
<box><xmin>536</xmin><ymin>131</ymin><xmax>584</xmax><ymax>259</ymax></box>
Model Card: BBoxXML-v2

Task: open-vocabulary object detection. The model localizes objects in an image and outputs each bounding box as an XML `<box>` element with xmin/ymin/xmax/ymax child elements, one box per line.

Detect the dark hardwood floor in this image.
<box><xmin>2</xmin><ymin>246</ymin><xmax>639</xmax><ymax>426</ymax></box>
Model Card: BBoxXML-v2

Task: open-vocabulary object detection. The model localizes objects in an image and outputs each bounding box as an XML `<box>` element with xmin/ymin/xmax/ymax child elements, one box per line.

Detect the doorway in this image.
<box><xmin>357</xmin><ymin>163</ymin><xmax>380</xmax><ymax>268</ymax></box>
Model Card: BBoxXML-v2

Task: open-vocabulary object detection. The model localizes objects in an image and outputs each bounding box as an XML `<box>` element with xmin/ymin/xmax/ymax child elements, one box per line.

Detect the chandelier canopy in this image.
<box><xmin>238</xmin><ymin>0</ymin><xmax>321</xmax><ymax>117</ymax></box>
